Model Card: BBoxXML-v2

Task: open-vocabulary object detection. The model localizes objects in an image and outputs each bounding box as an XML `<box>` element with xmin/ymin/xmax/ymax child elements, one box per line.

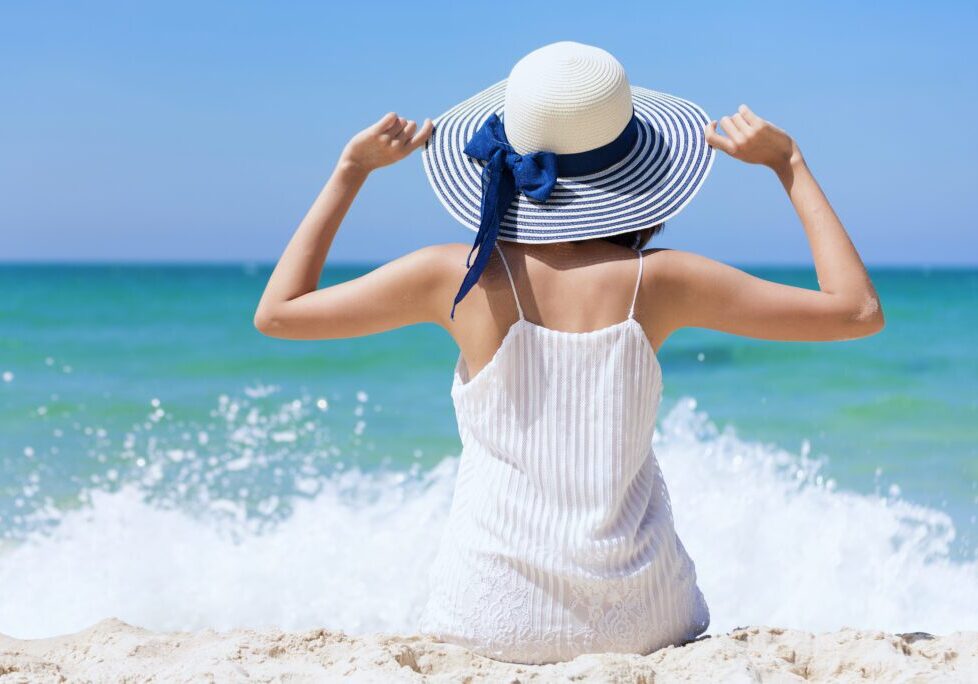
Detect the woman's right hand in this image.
<box><xmin>341</xmin><ymin>112</ymin><xmax>434</xmax><ymax>174</ymax></box>
<box><xmin>704</xmin><ymin>105</ymin><xmax>800</xmax><ymax>175</ymax></box>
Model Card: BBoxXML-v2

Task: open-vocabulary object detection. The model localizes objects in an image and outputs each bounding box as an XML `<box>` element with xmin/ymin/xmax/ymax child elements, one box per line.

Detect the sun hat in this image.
<box><xmin>421</xmin><ymin>41</ymin><xmax>715</xmax><ymax>319</ymax></box>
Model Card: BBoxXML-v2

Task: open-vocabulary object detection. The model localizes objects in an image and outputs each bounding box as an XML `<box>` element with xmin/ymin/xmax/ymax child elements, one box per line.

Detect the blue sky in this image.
<box><xmin>2</xmin><ymin>1</ymin><xmax>975</xmax><ymax>265</ymax></box>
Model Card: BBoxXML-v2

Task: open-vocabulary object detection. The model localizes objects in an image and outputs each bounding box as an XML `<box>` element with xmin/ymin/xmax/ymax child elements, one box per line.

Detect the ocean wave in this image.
<box><xmin>0</xmin><ymin>397</ymin><xmax>975</xmax><ymax>639</ymax></box>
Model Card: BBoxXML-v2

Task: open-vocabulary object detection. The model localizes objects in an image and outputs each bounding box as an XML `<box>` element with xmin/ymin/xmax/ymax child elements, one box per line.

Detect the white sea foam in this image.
<box><xmin>0</xmin><ymin>398</ymin><xmax>975</xmax><ymax>639</ymax></box>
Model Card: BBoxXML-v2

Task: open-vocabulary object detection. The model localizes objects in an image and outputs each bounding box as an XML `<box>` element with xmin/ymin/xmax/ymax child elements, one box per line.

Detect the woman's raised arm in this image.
<box><xmin>657</xmin><ymin>105</ymin><xmax>884</xmax><ymax>342</ymax></box>
<box><xmin>254</xmin><ymin>112</ymin><xmax>440</xmax><ymax>340</ymax></box>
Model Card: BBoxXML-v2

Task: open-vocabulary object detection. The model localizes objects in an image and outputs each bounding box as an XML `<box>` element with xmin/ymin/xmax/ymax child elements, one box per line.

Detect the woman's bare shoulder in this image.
<box><xmin>397</xmin><ymin>242</ymin><xmax>474</xmax><ymax>293</ymax></box>
<box><xmin>407</xmin><ymin>242</ymin><xmax>471</xmax><ymax>260</ymax></box>
<box><xmin>641</xmin><ymin>247</ymin><xmax>731</xmax><ymax>285</ymax></box>
<box><xmin>638</xmin><ymin>247</ymin><xmax>748</xmax><ymax>317</ymax></box>
<box><xmin>398</xmin><ymin>242</ymin><xmax>471</xmax><ymax>275</ymax></box>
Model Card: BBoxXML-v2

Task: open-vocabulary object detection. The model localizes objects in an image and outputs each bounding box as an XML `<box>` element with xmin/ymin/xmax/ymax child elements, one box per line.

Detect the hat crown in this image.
<box><xmin>503</xmin><ymin>41</ymin><xmax>634</xmax><ymax>156</ymax></box>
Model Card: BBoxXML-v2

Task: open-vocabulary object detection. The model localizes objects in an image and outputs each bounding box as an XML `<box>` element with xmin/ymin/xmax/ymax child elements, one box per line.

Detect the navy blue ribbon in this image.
<box><xmin>450</xmin><ymin>110</ymin><xmax>639</xmax><ymax>319</ymax></box>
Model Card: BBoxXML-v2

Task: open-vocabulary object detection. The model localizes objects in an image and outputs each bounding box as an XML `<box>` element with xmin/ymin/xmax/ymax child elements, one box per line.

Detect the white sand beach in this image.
<box><xmin>1</xmin><ymin>619</ymin><xmax>974</xmax><ymax>683</ymax></box>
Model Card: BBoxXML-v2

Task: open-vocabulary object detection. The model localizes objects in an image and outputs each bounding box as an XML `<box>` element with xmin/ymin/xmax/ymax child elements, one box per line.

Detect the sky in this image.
<box><xmin>2</xmin><ymin>1</ymin><xmax>976</xmax><ymax>265</ymax></box>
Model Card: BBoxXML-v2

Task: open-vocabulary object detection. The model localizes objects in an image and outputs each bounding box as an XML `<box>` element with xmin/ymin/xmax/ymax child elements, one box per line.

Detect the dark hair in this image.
<box><xmin>599</xmin><ymin>223</ymin><xmax>665</xmax><ymax>250</ymax></box>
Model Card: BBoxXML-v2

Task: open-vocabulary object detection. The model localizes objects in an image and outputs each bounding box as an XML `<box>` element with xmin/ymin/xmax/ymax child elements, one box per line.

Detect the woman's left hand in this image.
<box><xmin>341</xmin><ymin>112</ymin><xmax>434</xmax><ymax>173</ymax></box>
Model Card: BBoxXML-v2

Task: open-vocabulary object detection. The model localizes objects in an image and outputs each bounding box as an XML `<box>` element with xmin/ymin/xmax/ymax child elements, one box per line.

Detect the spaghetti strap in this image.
<box><xmin>627</xmin><ymin>247</ymin><xmax>644</xmax><ymax>319</ymax></box>
<box><xmin>494</xmin><ymin>243</ymin><xmax>525</xmax><ymax>321</ymax></box>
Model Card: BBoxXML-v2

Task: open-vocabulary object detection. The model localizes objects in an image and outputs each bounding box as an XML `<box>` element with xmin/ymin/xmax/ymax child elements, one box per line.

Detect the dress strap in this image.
<box><xmin>494</xmin><ymin>243</ymin><xmax>525</xmax><ymax>321</ymax></box>
<box><xmin>627</xmin><ymin>247</ymin><xmax>644</xmax><ymax>319</ymax></box>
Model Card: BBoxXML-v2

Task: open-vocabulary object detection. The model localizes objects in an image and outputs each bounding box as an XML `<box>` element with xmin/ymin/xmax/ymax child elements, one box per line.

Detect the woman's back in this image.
<box><xmin>418</xmin><ymin>242</ymin><xmax>711</xmax><ymax>664</ymax></box>
<box><xmin>449</xmin><ymin>240</ymin><xmax>670</xmax><ymax>381</ymax></box>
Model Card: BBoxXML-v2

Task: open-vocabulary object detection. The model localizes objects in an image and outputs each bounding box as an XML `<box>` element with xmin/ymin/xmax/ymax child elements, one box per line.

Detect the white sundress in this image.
<box><xmin>418</xmin><ymin>242</ymin><xmax>710</xmax><ymax>665</ymax></box>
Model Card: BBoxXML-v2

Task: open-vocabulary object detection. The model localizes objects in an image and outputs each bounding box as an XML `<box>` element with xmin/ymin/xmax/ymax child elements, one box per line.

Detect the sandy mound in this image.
<box><xmin>1</xmin><ymin>619</ymin><xmax>975</xmax><ymax>683</ymax></box>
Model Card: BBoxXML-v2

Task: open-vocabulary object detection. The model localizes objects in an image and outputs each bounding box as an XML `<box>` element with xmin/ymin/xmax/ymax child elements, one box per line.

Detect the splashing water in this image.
<box><xmin>1</xmin><ymin>393</ymin><xmax>975</xmax><ymax>639</ymax></box>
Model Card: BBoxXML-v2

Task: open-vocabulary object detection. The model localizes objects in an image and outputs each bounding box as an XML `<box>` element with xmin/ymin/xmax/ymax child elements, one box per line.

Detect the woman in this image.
<box><xmin>255</xmin><ymin>42</ymin><xmax>883</xmax><ymax>664</ymax></box>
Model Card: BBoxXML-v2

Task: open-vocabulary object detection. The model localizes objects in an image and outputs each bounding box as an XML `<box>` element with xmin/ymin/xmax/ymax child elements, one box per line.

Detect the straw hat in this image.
<box><xmin>421</xmin><ymin>41</ymin><xmax>715</xmax><ymax>318</ymax></box>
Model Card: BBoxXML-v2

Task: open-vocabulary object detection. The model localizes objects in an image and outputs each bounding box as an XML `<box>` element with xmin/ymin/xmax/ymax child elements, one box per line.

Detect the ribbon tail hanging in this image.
<box><xmin>450</xmin><ymin>150</ymin><xmax>516</xmax><ymax>319</ymax></box>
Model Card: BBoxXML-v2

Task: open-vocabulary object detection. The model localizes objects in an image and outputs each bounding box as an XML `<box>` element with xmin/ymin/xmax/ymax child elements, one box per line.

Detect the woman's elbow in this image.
<box><xmin>842</xmin><ymin>296</ymin><xmax>885</xmax><ymax>338</ymax></box>
<box><xmin>253</xmin><ymin>306</ymin><xmax>283</xmax><ymax>337</ymax></box>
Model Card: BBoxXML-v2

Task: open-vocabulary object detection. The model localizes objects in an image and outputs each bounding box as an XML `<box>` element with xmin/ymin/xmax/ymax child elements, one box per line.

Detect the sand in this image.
<box><xmin>0</xmin><ymin>619</ymin><xmax>975</xmax><ymax>683</ymax></box>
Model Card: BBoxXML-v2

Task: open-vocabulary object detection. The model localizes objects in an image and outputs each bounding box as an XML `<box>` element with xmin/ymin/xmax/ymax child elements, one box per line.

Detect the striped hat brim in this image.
<box><xmin>422</xmin><ymin>79</ymin><xmax>715</xmax><ymax>244</ymax></box>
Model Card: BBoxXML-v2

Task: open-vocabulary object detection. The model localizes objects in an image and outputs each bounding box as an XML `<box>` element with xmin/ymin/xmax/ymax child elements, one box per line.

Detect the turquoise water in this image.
<box><xmin>1</xmin><ymin>264</ymin><xmax>976</xmax><ymax>638</ymax></box>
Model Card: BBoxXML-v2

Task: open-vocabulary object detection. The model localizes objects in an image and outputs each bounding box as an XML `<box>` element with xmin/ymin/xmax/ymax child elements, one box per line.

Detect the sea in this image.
<box><xmin>1</xmin><ymin>263</ymin><xmax>976</xmax><ymax>639</ymax></box>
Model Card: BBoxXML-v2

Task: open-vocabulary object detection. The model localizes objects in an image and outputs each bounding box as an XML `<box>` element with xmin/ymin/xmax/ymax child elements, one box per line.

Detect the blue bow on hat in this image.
<box><xmin>450</xmin><ymin>113</ymin><xmax>558</xmax><ymax>319</ymax></box>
